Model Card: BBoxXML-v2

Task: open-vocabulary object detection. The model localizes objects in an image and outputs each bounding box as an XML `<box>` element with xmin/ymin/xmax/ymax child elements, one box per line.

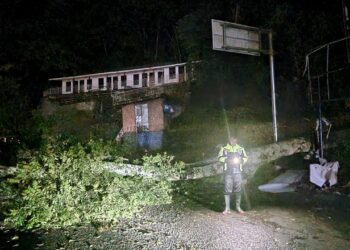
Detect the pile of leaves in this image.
<box><xmin>2</xmin><ymin>137</ymin><xmax>184</xmax><ymax>229</ymax></box>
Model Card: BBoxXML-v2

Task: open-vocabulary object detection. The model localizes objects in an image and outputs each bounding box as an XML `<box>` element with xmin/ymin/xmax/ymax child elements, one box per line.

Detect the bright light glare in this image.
<box><xmin>233</xmin><ymin>157</ymin><xmax>240</xmax><ymax>164</ymax></box>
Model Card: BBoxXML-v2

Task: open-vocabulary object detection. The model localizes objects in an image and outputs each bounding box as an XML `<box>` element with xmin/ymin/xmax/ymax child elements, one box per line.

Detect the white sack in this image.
<box><xmin>309</xmin><ymin>161</ymin><xmax>339</xmax><ymax>187</ymax></box>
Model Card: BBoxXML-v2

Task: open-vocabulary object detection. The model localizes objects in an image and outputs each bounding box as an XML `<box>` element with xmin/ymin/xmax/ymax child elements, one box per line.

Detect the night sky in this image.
<box><xmin>0</xmin><ymin>0</ymin><xmax>347</xmax><ymax>138</ymax></box>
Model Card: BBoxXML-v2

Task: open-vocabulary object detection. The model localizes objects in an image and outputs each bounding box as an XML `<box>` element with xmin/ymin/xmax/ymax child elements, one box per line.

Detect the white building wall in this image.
<box><xmin>119</xmin><ymin>74</ymin><xmax>126</xmax><ymax>89</ymax></box>
<box><xmin>111</xmin><ymin>75</ymin><xmax>118</xmax><ymax>90</ymax></box>
<box><xmin>156</xmin><ymin>71</ymin><xmax>160</xmax><ymax>86</ymax></box>
<box><xmin>101</xmin><ymin>77</ymin><xmax>107</xmax><ymax>90</ymax></box>
<box><xmin>155</xmin><ymin>70</ymin><xmax>164</xmax><ymax>86</ymax></box>
<box><xmin>154</xmin><ymin>71</ymin><xmax>159</xmax><ymax>86</ymax></box>
<box><xmin>166</xmin><ymin>66</ymin><xmax>178</xmax><ymax>84</ymax></box>
<box><xmin>175</xmin><ymin>66</ymin><xmax>179</xmax><ymax>82</ymax></box>
<box><xmin>77</xmin><ymin>78</ymin><xmax>86</xmax><ymax>93</ymax></box>
<box><xmin>116</xmin><ymin>75</ymin><xmax>122</xmax><ymax>90</ymax></box>
<box><xmin>126</xmin><ymin>74</ymin><xmax>132</xmax><ymax>88</ymax></box>
<box><xmin>62</xmin><ymin>80</ymin><xmax>73</xmax><ymax>94</ymax></box>
<box><xmin>62</xmin><ymin>81</ymin><xmax>66</xmax><ymax>94</ymax></box>
<box><xmin>83</xmin><ymin>79</ymin><xmax>87</xmax><ymax>92</ymax></box>
<box><xmin>164</xmin><ymin>68</ymin><xmax>169</xmax><ymax>84</ymax></box>
<box><xmin>135</xmin><ymin>73</ymin><xmax>142</xmax><ymax>88</ymax></box>
<box><xmin>77</xmin><ymin>79</ymin><xmax>81</xmax><ymax>93</ymax></box>
<box><xmin>54</xmin><ymin>63</ymin><xmax>188</xmax><ymax>95</ymax></box>
<box><xmin>92</xmin><ymin>77</ymin><xmax>98</xmax><ymax>90</ymax></box>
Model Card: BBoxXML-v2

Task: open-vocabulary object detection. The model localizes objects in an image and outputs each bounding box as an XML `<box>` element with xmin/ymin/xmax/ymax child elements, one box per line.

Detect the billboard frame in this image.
<box><xmin>212</xmin><ymin>19</ymin><xmax>271</xmax><ymax>56</ymax></box>
<box><xmin>304</xmin><ymin>36</ymin><xmax>350</xmax><ymax>158</ymax></box>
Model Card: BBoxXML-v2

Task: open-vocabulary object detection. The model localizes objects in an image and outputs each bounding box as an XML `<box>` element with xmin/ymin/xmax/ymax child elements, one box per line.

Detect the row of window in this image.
<box><xmin>65</xmin><ymin>66</ymin><xmax>184</xmax><ymax>93</ymax></box>
<box><xmin>65</xmin><ymin>72</ymin><xmax>168</xmax><ymax>92</ymax></box>
<box><xmin>66</xmin><ymin>79</ymin><xmax>93</xmax><ymax>92</ymax></box>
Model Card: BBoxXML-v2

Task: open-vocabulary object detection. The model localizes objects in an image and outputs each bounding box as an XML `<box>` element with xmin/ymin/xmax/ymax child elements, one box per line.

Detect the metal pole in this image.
<box><xmin>317</xmin><ymin>77</ymin><xmax>324</xmax><ymax>158</ymax></box>
<box><xmin>269</xmin><ymin>31</ymin><xmax>278</xmax><ymax>142</ymax></box>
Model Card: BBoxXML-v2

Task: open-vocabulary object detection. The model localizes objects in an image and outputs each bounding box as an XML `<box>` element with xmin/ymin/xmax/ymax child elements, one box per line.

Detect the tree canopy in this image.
<box><xmin>0</xmin><ymin>0</ymin><xmax>345</xmax><ymax>139</ymax></box>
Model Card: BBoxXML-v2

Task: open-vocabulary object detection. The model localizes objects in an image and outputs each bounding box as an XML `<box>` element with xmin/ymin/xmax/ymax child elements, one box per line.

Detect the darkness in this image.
<box><xmin>1</xmin><ymin>2</ymin><xmax>350</xmax><ymax>247</ymax></box>
<box><xmin>0</xmin><ymin>0</ymin><xmax>346</xmax><ymax>143</ymax></box>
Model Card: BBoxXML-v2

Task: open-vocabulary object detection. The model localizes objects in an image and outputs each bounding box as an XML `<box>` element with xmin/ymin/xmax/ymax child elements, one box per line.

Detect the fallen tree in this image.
<box><xmin>106</xmin><ymin>137</ymin><xmax>311</xmax><ymax>180</ymax></box>
<box><xmin>2</xmin><ymin>139</ymin><xmax>183</xmax><ymax>229</ymax></box>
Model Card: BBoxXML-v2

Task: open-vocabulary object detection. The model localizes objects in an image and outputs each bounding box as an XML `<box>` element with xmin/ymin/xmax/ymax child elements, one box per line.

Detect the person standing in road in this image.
<box><xmin>218</xmin><ymin>136</ymin><xmax>248</xmax><ymax>214</ymax></box>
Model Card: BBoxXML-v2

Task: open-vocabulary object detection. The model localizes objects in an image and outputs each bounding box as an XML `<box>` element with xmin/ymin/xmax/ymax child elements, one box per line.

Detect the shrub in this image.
<box><xmin>3</xmin><ymin>137</ymin><xmax>183</xmax><ymax>229</ymax></box>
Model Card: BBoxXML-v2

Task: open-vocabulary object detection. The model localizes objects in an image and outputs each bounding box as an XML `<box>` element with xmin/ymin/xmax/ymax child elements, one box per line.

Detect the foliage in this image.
<box><xmin>19</xmin><ymin>111</ymin><xmax>53</xmax><ymax>149</ymax></box>
<box><xmin>3</xmin><ymin>138</ymin><xmax>183</xmax><ymax>229</ymax></box>
<box><xmin>142</xmin><ymin>153</ymin><xmax>186</xmax><ymax>179</ymax></box>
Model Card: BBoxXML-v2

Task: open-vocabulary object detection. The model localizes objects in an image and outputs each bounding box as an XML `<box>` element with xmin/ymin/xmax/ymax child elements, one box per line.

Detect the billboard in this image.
<box><xmin>211</xmin><ymin>19</ymin><xmax>261</xmax><ymax>56</ymax></box>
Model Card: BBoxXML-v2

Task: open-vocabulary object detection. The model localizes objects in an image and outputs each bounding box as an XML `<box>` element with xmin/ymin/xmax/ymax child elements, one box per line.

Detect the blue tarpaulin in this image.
<box><xmin>137</xmin><ymin>131</ymin><xmax>163</xmax><ymax>149</ymax></box>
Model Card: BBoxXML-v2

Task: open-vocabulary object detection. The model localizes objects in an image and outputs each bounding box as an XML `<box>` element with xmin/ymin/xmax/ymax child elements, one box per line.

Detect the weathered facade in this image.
<box><xmin>42</xmin><ymin>62</ymin><xmax>191</xmax><ymax>149</ymax></box>
<box><xmin>122</xmin><ymin>99</ymin><xmax>165</xmax><ymax>133</ymax></box>
<box><xmin>45</xmin><ymin>62</ymin><xmax>188</xmax><ymax>96</ymax></box>
<box><xmin>122</xmin><ymin>98</ymin><xmax>165</xmax><ymax>149</ymax></box>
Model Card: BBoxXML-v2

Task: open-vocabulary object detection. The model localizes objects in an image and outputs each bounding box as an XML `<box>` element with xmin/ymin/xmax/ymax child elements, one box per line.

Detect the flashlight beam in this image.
<box><xmin>220</xmin><ymin>97</ymin><xmax>231</xmax><ymax>140</ymax></box>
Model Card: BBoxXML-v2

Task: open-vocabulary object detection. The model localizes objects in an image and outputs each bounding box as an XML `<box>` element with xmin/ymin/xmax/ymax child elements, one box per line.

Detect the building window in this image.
<box><xmin>135</xmin><ymin>103</ymin><xmax>149</xmax><ymax>132</ymax></box>
<box><xmin>133</xmin><ymin>74</ymin><xmax>139</xmax><ymax>85</ymax></box>
<box><xmin>158</xmin><ymin>71</ymin><xmax>164</xmax><ymax>83</ymax></box>
<box><xmin>87</xmin><ymin>79</ymin><xmax>92</xmax><ymax>90</ymax></box>
<box><xmin>121</xmin><ymin>75</ymin><xmax>127</xmax><ymax>87</ymax></box>
<box><xmin>79</xmin><ymin>80</ymin><xmax>84</xmax><ymax>92</ymax></box>
<box><xmin>149</xmin><ymin>72</ymin><xmax>155</xmax><ymax>84</ymax></box>
<box><xmin>66</xmin><ymin>81</ymin><xmax>72</xmax><ymax>92</ymax></box>
<box><xmin>142</xmin><ymin>73</ymin><xmax>147</xmax><ymax>87</ymax></box>
<box><xmin>98</xmin><ymin>78</ymin><xmax>104</xmax><ymax>89</ymax></box>
<box><xmin>169</xmin><ymin>67</ymin><xmax>176</xmax><ymax>79</ymax></box>
<box><xmin>73</xmin><ymin>80</ymin><xmax>79</xmax><ymax>93</ymax></box>
<box><xmin>179</xmin><ymin>66</ymin><xmax>185</xmax><ymax>82</ymax></box>
<box><xmin>107</xmin><ymin>77</ymin><xmax>112</xmax><ymax>90</ymax></box>
<box><xmin>113</xmin><ymin>76</ymin><xmax>118</xmax><ymax>90</ymax></box>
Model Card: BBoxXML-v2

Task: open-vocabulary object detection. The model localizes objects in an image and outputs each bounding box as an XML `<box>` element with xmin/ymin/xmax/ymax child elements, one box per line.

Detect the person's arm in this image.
<box><xmin>241</xmin><ymin>147</ymin><xmax>248</xmax><ymax>165</ymax></box>
<box><xmin>218</xmin><ymin>147</ymin><xmax>227</xmax><ymax>171</ymax></box>
<box><xmin>218</xmin><ymin>147</ymin><xmax>227</xmax><ymax>163</ymax></box>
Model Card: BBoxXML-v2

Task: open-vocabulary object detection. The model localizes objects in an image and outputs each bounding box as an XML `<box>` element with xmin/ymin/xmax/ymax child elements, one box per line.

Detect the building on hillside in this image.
<box><xmin>44</xmin><ymin>62</ymin><xmax>193</xmax><ymax>149</ymax></box>
<box><xmin>45</xmin><ymin>62</ymin><xmax>188</xmax><ymax>96</ymax></box>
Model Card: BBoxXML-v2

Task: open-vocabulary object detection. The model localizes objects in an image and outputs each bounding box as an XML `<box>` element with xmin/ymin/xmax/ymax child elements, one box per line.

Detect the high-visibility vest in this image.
<box><xmin>218</xmin><ymin>144</ymin><xmax>248</xmax><ymax>171</ymax></box>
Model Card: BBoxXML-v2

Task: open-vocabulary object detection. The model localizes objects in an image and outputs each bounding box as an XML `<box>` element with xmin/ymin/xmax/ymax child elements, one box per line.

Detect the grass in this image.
<box><xmin>162</xmin><ymin>104</ymin><xmax>309</xmax><ymax>163</ymax></box>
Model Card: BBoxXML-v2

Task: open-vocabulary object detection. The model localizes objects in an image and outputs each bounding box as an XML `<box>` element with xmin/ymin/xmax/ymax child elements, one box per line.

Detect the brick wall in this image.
<box><xmin>148</xmin><ymin>98</ymin><xmax>164</xmax><ymax>132</ymax></box>
<box><xmin>122</xmin><ymin>98</ymin><xmax>164</xmax><ymax>133</ymax></box>
<box><xmin>122</xmin><ymin>103</ymin><xmax>136</xmax><ymax>132</ymax></box>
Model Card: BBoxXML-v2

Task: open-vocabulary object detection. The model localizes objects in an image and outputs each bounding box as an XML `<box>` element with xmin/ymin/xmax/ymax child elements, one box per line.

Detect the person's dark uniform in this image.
<box><xmin>218</xmin><ymin>138</ymin><xmax>248</xmax><ymax>214</ymax></box>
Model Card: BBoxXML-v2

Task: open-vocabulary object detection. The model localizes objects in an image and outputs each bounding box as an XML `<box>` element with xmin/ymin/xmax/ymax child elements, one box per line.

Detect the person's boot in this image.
<box><xmin>235</xmin><ymin>193</ymin><xmax>244</xmax><ymax>214</ymax></box>
<box><xmin>222</xmin><ymin>195</ymin><xmax>231</xmax><ymax>214</ymax></box>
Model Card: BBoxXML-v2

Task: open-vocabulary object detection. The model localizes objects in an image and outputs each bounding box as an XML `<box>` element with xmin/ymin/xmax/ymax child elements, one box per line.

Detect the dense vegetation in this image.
<box><xmin>1</xmin><ymin>137</ymin><xmax>184</xmax><ymax>229</ymax></box>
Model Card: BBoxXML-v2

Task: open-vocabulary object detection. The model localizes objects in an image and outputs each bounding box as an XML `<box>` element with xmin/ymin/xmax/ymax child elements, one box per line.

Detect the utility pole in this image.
<box><xmin>269</xmin><ymin>31</ymin><xmax>278</xmax><ymax>143</ymax></box>
<box><xmin>317</xmin><ymin>77</ymin><xmax>324</xmax><ymax>158</ymax></box>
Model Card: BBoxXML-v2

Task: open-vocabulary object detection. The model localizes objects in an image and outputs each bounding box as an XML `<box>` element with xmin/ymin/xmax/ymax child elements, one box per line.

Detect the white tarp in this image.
<box><xmin>258</xmin><ymin>170</ymin><xmax>306</xmax><ymax>193</ymax></box>
<box><xmin>309</xmin><ymin>161</ymin><xmax>339</xmax><ymax>187</ymax></box>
